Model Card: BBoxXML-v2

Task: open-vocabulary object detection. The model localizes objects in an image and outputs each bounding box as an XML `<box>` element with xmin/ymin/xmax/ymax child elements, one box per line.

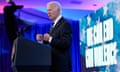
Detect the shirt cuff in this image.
<box><xmin>49</xmin><ymin>36</ymin><xmax>52</xmax><ymax>43</ymax></box>
<box><xmin>37</xmin><ymin>40</ymin><xmax>43</xmax><ymax>44</ymax></box>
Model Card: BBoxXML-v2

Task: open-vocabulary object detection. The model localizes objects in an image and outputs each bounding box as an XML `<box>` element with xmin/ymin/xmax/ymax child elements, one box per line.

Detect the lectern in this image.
<box><xmin>12</xmin><ymin>37</ymin><xmax>51</xmax><ymax>72</ymax></box>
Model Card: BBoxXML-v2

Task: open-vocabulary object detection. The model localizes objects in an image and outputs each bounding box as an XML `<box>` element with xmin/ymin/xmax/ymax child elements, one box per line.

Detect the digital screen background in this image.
<box><xmin>80</xmin><ymin>0</ymin><xmax>120</xmax><ymax>72</ymax></box>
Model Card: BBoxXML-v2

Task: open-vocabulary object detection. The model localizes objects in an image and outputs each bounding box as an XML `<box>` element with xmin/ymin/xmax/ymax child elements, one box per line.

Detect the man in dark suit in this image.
<box><xmin>37</xmin><ymin>1</ymin><xmax>72</xmax><ymax>72</ymax></box>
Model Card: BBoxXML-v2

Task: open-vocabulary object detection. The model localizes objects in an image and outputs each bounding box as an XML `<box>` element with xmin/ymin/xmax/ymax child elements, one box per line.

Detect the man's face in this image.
<box><xmin>47</xmin><ymin>4</ymin><xmax>59</xmax><ymax>20</ymax></box>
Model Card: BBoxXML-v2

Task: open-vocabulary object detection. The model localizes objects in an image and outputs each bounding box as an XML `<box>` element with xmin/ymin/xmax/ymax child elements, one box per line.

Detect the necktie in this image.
<box><xmin>49</xmin><ymin>23</ymin><xmax>54</xmax><ymax>34</ymax></box>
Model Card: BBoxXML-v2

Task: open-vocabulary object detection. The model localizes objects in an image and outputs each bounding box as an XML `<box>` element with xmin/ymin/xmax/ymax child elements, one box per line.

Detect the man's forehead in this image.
<box><xmin>47</xmin><ymin>5</ymin><xmax>56</xmax><ymax>9</ymax></box>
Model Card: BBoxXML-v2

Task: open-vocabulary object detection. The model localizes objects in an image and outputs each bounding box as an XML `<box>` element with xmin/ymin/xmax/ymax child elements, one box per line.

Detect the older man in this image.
<box><xmin>37</xmin><ymin>1</ymin><xmax>72</xmax><ymax>72</ymax></box>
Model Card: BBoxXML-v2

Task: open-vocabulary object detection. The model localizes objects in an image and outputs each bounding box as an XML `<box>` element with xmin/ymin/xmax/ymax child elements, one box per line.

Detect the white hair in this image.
<box><xmin>47</xmin><ymin>1</ymin><xmax>62</xmax><ymax>13</ymax></box>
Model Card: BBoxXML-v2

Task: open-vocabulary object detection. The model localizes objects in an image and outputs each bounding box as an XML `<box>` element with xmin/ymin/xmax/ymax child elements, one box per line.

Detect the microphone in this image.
<box><xmin>18</xmin><ymin>25</ymin><xmax>31</xmax><ymax>36</ymax></box>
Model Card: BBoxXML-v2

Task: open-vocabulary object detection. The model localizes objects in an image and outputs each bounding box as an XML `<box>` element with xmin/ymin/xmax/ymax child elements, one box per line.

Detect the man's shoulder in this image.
<box><xmin>60</xmin><ymin>17</ymin><xmax>70</xmax><ymax>24</ymax></box>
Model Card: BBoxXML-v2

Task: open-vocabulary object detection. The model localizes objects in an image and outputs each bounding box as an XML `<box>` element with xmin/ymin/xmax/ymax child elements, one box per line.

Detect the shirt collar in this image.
<box><xmin>53</xmin><ymin>15</ymin><xmax>62</xmax><ymax>25</ymax></box>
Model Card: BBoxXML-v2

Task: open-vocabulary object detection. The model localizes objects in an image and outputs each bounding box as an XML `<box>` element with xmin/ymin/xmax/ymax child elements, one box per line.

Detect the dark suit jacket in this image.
<box><xmin>49</xmin><ymin>17</ymin><xmax>72</xmax><ymax>72</ymax></box>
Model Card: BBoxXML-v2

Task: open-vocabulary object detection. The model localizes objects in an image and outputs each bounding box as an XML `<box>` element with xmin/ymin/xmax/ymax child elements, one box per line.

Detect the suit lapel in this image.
<box><xmin>53</xmin><ymin>17</ymin><xmax>64</xmax><ymax>30</ymax></box>
<box><xmin>49</xmin><ymin>17</ymin><xmax>64</xmax><ymax>35</ymax></box>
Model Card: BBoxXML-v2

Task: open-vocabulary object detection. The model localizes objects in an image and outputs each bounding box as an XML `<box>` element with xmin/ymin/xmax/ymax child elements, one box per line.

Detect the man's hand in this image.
<box><xmin>43</xmin><ymin>33</ymin><xmax>50</xmax><ymax>41</ymax></box>
<box><xmin>36</xmin><ymin>34</ymin><xmax>43</xmax><ymax>41</ymax></box>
